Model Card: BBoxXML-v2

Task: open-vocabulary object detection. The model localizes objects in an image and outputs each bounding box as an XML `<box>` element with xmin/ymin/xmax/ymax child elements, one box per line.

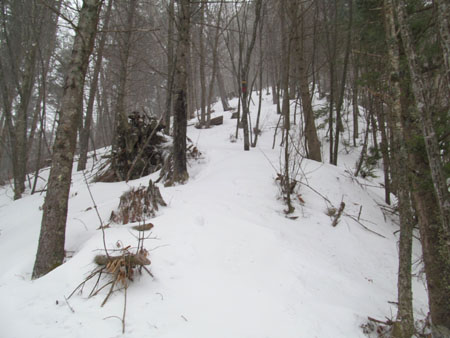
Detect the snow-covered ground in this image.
<box><xmin>0</xmin><ymin>93</ymin><xmax>428</xmax><ymax>337</ymax></box>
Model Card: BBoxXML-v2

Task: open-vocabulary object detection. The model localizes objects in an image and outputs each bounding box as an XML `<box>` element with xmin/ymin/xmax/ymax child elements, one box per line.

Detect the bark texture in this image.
<box><xmin>436</xmin><ymin>0</ymin><xmax>450</xmax><ymax>89</ymax></box>
<box><xmin>396</xmin><ymin>0</ymin><xmax>450</xmax><ymax>235</ymax></box>
<box><xmin>384</xmin><ymin>1</ymin><xmax>414</xmax><ymax>335</ymax></box>
<box><xmin>32</xmin><ymin>0</ymin><xmax>102</xmax><ymax>279</ymax></box>
<box><xmin>395</xmin><ymin>4</ymin><xmax>450</xmax><ymax>331</ymax></box>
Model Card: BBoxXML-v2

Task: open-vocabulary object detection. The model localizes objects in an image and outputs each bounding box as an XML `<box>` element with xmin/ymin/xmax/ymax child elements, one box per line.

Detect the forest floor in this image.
<box><xmin>0</xmin><ymin>93</ymin><xmax>428</xmax><ymax>337</ymax></box>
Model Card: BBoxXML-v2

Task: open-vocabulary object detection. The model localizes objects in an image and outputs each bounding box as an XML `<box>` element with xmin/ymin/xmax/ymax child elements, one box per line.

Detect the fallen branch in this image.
<box><xmin>298</xmin><ymin>181</ymin><xmax>386</xmax><ymax>238</ymax></box>
<box><xmin>67</xmin><ymin>267</ymin><xmax>105</xmax><ymax>299</ymax></box>
<box><xmin>64</xmin><ymin>296</ymin><xmax>75</xmax><ymax>313</ymax></box>
<box><xmin>82</xmin><ymin>170</ymin><xmax>109</xmax><ymax>259</ymax></box>
<box><xmin>345</xmin><ymin>213</ymin><xmax>387</xmax><ymax>238</ymax></box>
<box><xmin>368</xmin><ymin>316</ymin><xmax>394</xmax><ymax>326</ymax></box>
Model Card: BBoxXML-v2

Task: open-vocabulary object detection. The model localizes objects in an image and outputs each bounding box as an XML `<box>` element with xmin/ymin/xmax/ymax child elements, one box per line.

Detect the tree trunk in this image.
<box><xmin>352</xmin><ymin>57</ymin><xmax>359</xmax><ymax>147</ymax></box>
<box><xmin>375</xmin><ymin>104</ymin><xmax>391</xmax><ymax>205</ymax></box>
<box><xmin>111</xmin><ymin>0</ymin><xmax>138</xmax><ymax>180</ymax></box>
<box><xmin>396</xmin><ymin>0</ymin><xmax>450</xmax><ymax>236</ymax></box>
<box><xmin>354</xmin><ymin>115</ymin><xmax>370</xmax><ymax>178</ymax></box>
<box><xmin>332</xmin><ymin>0</ymin><xmax>352</xmax><ymax>166</ymax></box>
<box><xmin>324</xmin><ymin>0</ymin><xmax>338</xmax><ymax>164</ymax></box>
<box><xmin>9</xmin><ymin>0</ymin><xmax>42</xmax><ymax>199</ymax></box>
<box><xmin>216</xmin><ymin>65</ymin><xmax>231</xmax><ymax>111</ymax></box>
<box><xmin>32</xmin><ymin>0</ymin><xmax>102</xmax><ymax>279</ymax></box>
<box><xmin>280</xmin><ymin>0</ymin><xmax>294</xmax><ymax>214</ymax></box>
<box><xmin>199</xmin><ymin>0</ymin><xmax>206</xmax><ymax>126</ymax></box>
<box><xmin>206</xmin><ymin>0</ymin><xmax>224</xmax><ymax>127</ymax></box>
<box><xmin>404</xmin><ymin>101</ymin><xmax>450</xmax><ymax>338</ymax></box>
<box><xmin>165</xmin><ymin>0</ymin><xmax>175</xmax><ymax>135</ymax></box>
<box><xmin>187</xmin><ymin>38</ymin><xmax>196</xmax><ymax>120</ymax></box>
<box><xmin>297</xmin><ymin>3</ymin><xmax>321</xmax><ymax>162</ymax></box>
<box><xmin>384</xmin><ymin>1</ymin><xmax>414</xmax><ymax>335</ymax></box>
<box><xmin>240</xmin><ymin>0</ymin><xmax>262</xmax><ymax>151</ymax></box>
<box><xmin>77</xmin><ymin>0</ymin><xmax>112</xmax><ymax>171</ymax></box>
<box><xmin>14</xmin><ymin>42</ymin><xmax>38</xmax><ymax>199</ymax></box>
<box><xmin>435</xmin><ymin>0</ymin><xmax>450</xmax><ymax>90</ymax></box>
<box><xmin>172</xmin><ymin>0</ymin><xmax>190</xmax><ymax>184</ymax></box>
<box><xmin>252</xmin><ymin>16</ymin><xmax>264</xmax><ymax>148</ymax></box>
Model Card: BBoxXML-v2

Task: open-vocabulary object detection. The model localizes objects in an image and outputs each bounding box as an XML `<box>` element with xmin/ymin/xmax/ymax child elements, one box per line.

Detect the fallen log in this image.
<box><xmin>195</xmin><ymin>115</ymin><xmax>223</xmax><ymax>129</ymax></box>
<box><xmin>210</xmin><ymin>115</ymin><xmax>223</xmax><ymax>125</ymax></box>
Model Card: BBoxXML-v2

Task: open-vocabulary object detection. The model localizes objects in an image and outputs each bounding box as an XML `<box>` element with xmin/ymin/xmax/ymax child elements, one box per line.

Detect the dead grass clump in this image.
<box><xmin>110</xmin><ymin>180</ymin><xmax>166</xmax><ymax>224</ymax></box>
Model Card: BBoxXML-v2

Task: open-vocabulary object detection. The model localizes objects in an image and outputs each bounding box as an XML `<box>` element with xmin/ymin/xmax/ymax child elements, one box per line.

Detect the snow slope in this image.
<box><xmin>0</xmin><ymin>93</ymin><xmax>428</xmax><ymax>338</ymax></box>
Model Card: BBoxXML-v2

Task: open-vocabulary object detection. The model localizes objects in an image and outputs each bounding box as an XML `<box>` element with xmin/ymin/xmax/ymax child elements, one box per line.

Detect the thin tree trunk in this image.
<box><xmin>165</xmin><ymin>0</ymin><xmax>175</xmax><ymax>135</ymax></box>
<box><xmin>384</xmin><ymin>1</ymin><xmax>414</xmax><ymax>335</ymax></box>
<box><xmin>240</xmin><ymin>0</ymin><xmax>262</xmax><ymax>151</ymax></box>
<box><xmin>77</xmin><ymin>0</ymin><xmax>112</xmax><ymax>171</ymax></box>
<box><xmin>216</xmin><ymin>65</ymin><xmax>231</xmax><ymax>111</ymax></box>
<box><xmin>0</xmin><ymin>57</ymin><xmax>15</xmax><ymax>177</ymax></box>
<box><xmin>354</xmin><ymin>114</ymin><xmax>370</xmax><ymax>178</ymax></box>
<box><xmin>111</xmin><ymin>0</ymin><xmax>138</xmax><ymax>179</ymax></box>
<box><xmin>32</xmin><ymin>0</ymin><xmax>102</xmax><ymax>279</ymax></box>
<box><xmin>376</xmin><ymin>104</ymin><xmax>391</xmax><ymax>205</ymax></box>
<box><xmin>172</xmin><ymin>0</ymin><xmax>190</xmax><ymax>184</ymax></box>
<box><xmin>435</xmin><ymin>0</ymin><xmax>450</xmax><ymax>90</ymax></box>
<box><xmin>14</xmin><ymin>32</ymin><xmax>39</xmax><ymax>199</ymax></box>
<box><xmin>324</xmin><ymin>0</ymin><xmax>338</xmax><ymax>164</ymax></box>
<box><xmin>252</xmin><ymin>14</ymin><xmax>264</xmax><ymax>148</ymax></box>
<box><xmin>206</xmin><ymin>0</ymin><xmax>224</xmax><ymax>127</ymax></box>
<box><xmin>0</xmin><ymin>115</ymin><xmax>5</xmax><ymax>170</ymax></box>
<box><xmin>297</xmin><ymin>2</ymin><xmax>321</xmax><ymax>162</ymax></box>
<box><xmin>280</xmin><ymin>0</ymin><xmax>294</xmax><ymax>214</ymax></box>
<box><xmin>352</xmin><ymin>55</ymin><xmax>359</xmax><ymax>147</ymax></box>
<box><xmin>187</xmin><ymin>38</ymin><xmax>196</xmax><ymax>120</ymax></box>
<box><xmin>332</xmin><ymin>0</ymin><xmax>352</xmax><ymax>165</ymax></box>
<box><xmin>199</xmin><ymin>0</ymin><xmax>207</xmax><ymax>126</ymax></box>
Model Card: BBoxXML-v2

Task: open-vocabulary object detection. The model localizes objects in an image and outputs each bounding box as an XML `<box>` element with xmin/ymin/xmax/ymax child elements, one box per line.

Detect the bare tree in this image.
<box><xmin>331</xmin><ymin>0</ymin><xmax>352</xmax><ymax>165</ymax></box>
<box><xmin>240</xmin><ymin>0</ymin><xmax>262</xmax><ymax>151</ymax></box>
<box><xmin>33</xmin><ymin>0</ymin><xmax>103</xmax><ymax>279</ymax></box>
<box><xmin>206</xmin><ymin>0</ymin><xmax>225</xmax><ymax>127</ymax></box>
<box><xmin>280</xmin><ymin>0</ymin><xmax>294</xmax><ymax>213</ymax></box>
<box><xmin>296</xmin><ymin>0</ymin><xmax>321</xmax><ymax>162</ymax></box>
<box><xmin>198</xmin><ymin>0</ymin><xmax>207</xmax><ymax>126</ymax></box>
<box><xmin>383</xmin><ymin>1</ymin><xmax>414</xmax><ymax>336</ymax></box>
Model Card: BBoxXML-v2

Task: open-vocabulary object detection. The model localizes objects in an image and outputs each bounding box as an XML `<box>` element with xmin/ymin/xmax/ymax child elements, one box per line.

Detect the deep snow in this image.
<box><xmin>0</xmin><ymin>93</ymin><xmax>428</xmax><ymax>338</ymax></box>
